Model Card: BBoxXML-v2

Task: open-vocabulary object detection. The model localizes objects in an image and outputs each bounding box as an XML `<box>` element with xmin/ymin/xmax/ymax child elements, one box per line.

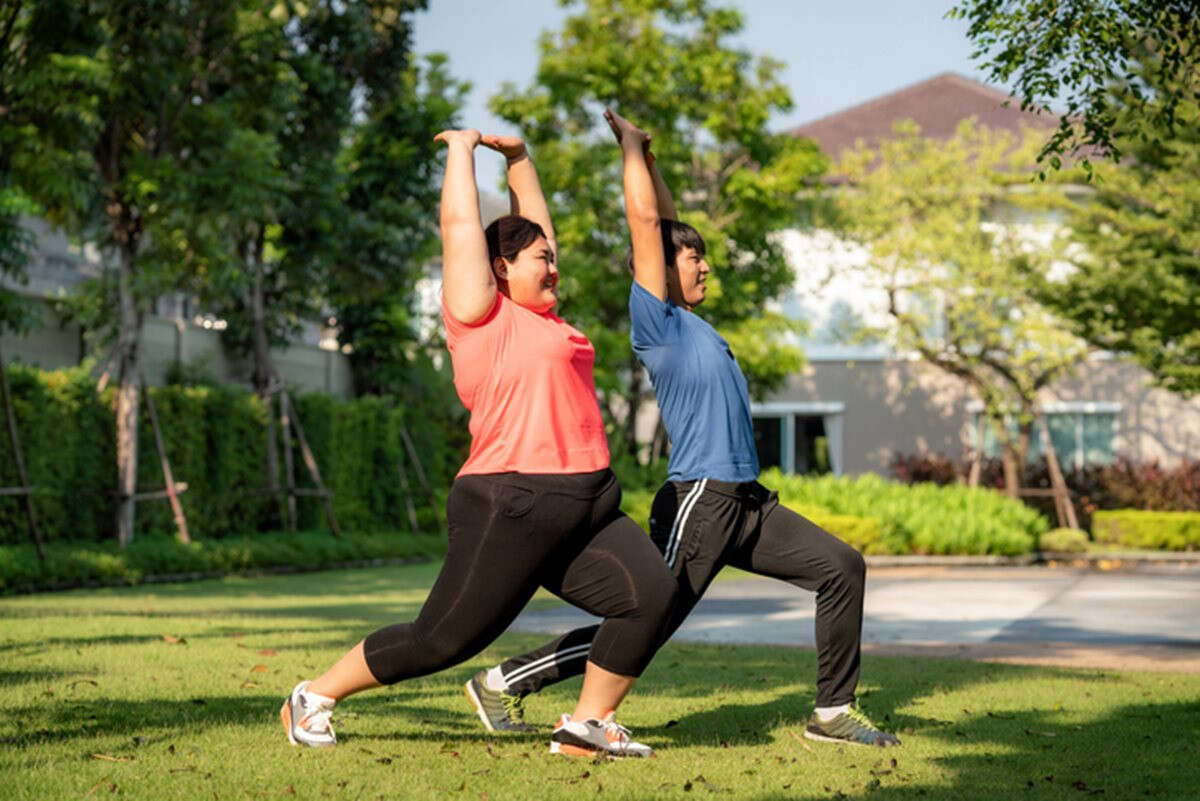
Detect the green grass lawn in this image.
<box><xmin>3</xmin><ymin>563</ymin><xmax>1198</xmax><ymax>800</ymax></box>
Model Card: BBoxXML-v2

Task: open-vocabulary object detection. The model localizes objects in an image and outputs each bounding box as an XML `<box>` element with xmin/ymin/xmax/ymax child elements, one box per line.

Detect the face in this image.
<box><xmin>667</xmin><ymin>246</ymin><xmax>710</xmax><ymax>310</ymax></box>
<box><xmin>494</xmin><ymin>236</ymin><xmax>558</xmax><ymax>312</ymax></box>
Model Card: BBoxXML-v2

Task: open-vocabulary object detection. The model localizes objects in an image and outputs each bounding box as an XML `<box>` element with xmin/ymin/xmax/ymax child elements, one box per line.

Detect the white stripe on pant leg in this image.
<box><xmin>502</xmin><ymin>643</ymin><xmax>592</xmax><ymax>686</ymax></box>
<box><xmin>663</xmin><ymin>480</ymin><xmax>704</xmax><ymax>569</ymax></box>
<box><xmin>666</xmin><ymin>479</ymin><xmax>707</xmax><ymax>569</ymax></box>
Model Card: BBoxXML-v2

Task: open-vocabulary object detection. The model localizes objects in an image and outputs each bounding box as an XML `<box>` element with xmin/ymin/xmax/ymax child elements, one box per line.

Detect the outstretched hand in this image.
<box><xmin>603</xmin><ymin>108</ymin><xmax>651</xmax><ymax>156</ymax></box>
<box><xmin>433</xmin><ymin>129</ymin><xmax>482</xmax><ymax>149</ymax></box>
<box><xmin>480</xmin><ymin>134</ymin><xmax>528</xmax><ymax>161</ymax></box>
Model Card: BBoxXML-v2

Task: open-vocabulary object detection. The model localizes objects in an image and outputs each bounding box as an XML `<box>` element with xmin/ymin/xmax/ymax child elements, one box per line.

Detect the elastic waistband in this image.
<box><xmin>459</xmin><ymin>468</ymin><xmax>615</xmax><ymax>498</ymax></box>
<box><xmin>671</xmin><ymin>477</ymin><xmax>767</xmax><ymax>500</ymax></box>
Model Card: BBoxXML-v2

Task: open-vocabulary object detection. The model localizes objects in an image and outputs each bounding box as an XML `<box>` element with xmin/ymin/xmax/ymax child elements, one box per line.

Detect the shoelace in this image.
<box><xmin>302</xmin><ymin>703</ymin><xmax>334</xmax><ymax>734</ymax></box>
<box><xmin>601</xmin><ymin>718</ymin><xmax>633</xmax><ymax>747</ymax></box>
<box><xmin>501</xmin><ymin>693</ymin><xmax>526</xmax><ymax>722</ymax></box>
<box><xmin>843</xmin><ymin>705</ymin><xmax>877</xmax><ymax>730</ymax></box>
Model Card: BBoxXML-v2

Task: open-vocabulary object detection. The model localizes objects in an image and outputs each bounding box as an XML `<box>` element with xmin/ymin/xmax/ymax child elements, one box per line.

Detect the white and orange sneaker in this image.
<box><xmin>549</xmin><ymin>711</ymin><xmax>654</xmax><ymax>758</ymax></box>
<box><xmin>280</xmin><ymin>680</ymin><xmax>337</xmax><ymax>748</ymax></box>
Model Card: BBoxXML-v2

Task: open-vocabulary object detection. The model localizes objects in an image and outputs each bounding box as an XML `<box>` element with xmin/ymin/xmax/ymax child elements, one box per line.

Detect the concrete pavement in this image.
<box><xmin>511</xmin><ymin>564</ymin><xmax>1200</xmax><ymax>672</ymax></box>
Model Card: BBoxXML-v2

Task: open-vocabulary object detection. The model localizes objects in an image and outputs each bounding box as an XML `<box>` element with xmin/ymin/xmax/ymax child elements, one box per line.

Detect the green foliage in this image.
<box><xmin>1038</xmin><ymin>66</ymin><xmax>1200</xmax><ymax>396</ymax></box>
<box><xmin>623</xmin><ymin>471</ymin><xmax>1043</xmax><ymax>555</ymax></box>
<box><xmin>0</xmin><ymin>363</ymin><xmax>460</xmax><ymax>543</ymax></box>
<box><xmin>1092</xmin><ymin>510</ymin><xmax>1200</xmax><ymax>551</ymax></box>
<box><xmin>1039</xmin><ymin>527</ymin><xmax>1090</xmax><ymax>553</ymax></box>
<box><xmin>830</xmin><ymin>119</ymin><xmax>1090</xmax><ymax>468</ymax></box>
<box><xmin>489</xmin><ymin>0</ymin><xmax>824</xmax><ymax>454</ymax></box>
<box><xmin>763</xmin><ymin>469</ymin><xmax>1048</xmax><ymax>555</ymax></box>
<box><xmin>0</xmin><ymin>530</ymin><xmax>446</xmax><ymax>593</ymax></box>
<box><xmin>790</xmin><ymin>504</ymin><xmax>888</xmax><ymax>555</ymax></box>
<box><xmin>949</xmin><ymin>0</ymin><xmax>1200</xmax><ymax>171</ymax></box>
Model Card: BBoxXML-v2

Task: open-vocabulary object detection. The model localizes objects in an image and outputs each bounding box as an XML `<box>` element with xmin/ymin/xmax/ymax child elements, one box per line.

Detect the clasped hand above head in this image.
<box><xmin>434</xmin><ymin>129</ymin><xmax>529</xmax><ymax>163</ymax></box>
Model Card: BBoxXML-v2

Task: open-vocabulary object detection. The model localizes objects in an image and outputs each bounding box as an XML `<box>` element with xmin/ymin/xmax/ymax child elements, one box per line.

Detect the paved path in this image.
<box><xmin>512</xmin><ymin>565</ymin><xmax>1200</xmax><ymax>672</ymax></box>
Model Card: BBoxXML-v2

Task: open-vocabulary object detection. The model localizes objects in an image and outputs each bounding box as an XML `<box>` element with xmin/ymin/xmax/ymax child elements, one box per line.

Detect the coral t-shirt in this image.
<box><xmin>443</xmin><ymin>292</ymin><xmax>610</xmax><ymax>476</ymax></box>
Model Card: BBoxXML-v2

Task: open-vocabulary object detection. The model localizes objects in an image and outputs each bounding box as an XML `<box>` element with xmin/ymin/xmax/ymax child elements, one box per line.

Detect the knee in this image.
<box><xmin>828</xmin><ymin>541</ymin><xmax>866</xmax><ymax>592</ymax></box>
<box><xmin>641</xmin><ymin>577</ymin><xmax>677</xmax><ymax>621</ymax></box>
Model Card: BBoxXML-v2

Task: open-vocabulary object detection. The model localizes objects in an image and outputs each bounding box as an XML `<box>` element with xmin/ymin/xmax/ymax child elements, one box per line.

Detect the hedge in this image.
<box><xmin>0</xmin><ymin>363</ymin><xmax>459</xmax><ymax>543</ymax></box>
<box><xmin>622</xmin><ymin>485</ymin><xmax>909</xmax><ymax>556</ymax></box>
<box><xmin>1092</xmin><ymin>510</ymin><xmax>1200</xmax><ymax>551</ymax></box>
<box><xmin>763</xmin><ymin>470</ymin><xmax>1048</xmax><ymax>555</ymax></box>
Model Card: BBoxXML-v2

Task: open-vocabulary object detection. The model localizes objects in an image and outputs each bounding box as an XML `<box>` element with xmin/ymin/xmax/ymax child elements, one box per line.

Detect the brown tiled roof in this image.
<box><xmin>788</xmin><ymin>72</ymin><xmax>1055</xmax><ymax>161</ymax></box>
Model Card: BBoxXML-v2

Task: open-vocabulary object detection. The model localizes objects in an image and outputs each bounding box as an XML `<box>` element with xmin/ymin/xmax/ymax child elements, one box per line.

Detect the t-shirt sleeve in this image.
<box><xmin>442</xmin><ymin>291</ymin><xmax>504</xmax><ymax>347</ymax></box>
<box><xmin>629</xmin><ymin>281</ymin><xmax>681</xmax><ymax>351</ymax></box>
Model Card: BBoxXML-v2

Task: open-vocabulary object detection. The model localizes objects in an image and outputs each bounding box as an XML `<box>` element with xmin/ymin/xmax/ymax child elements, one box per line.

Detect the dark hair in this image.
<box><xmin>626</xmin><ymin>219</ymin><xmax>707</xmax><ymax>273</ymax></box>
<box><xmin>484</xmin><ymin>214</ymin><xmax>546</xmax><ymax>267</ymax></box>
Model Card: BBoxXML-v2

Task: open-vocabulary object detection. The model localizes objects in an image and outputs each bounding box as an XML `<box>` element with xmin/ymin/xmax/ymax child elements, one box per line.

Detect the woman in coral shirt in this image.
<box><xmin>280</xmin><ymin>129</ymin><xmax>675</xmax><ymax>759</ymax></box>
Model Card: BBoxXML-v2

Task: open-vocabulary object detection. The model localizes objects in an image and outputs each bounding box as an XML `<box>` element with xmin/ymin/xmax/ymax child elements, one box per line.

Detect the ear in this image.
<box><xmin>492</xmin><ymin>257</ymin><xmax>508</xmax><ymax>279</ymax></box>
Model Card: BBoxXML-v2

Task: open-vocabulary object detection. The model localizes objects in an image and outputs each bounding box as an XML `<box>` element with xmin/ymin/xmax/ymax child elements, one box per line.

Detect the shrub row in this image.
<box><xmin>1092</xmin><ymin>510</ymin><xmax>1200</xmax><ymax>551</ymax></box>
<box><xmin>763</xmin><ymin>470</ymin><xmax>1047</xmax><ymax>555</ymax></box>
<box><xmin>892</xmin><ymin>452</ymin><xmax>1200</xmax><ymax>531</ymax></box>
<box><xmin>623</xmin><ymin>471</ymin><xmax>1045</xmax><ymax>556</ymax></box>
<box><xmin>0</xmin><ymin>363</ymin><xmax>460</xmax><ymax>543</ymax></box>
<box><xmin>0</xmin><ymin>529</ymin><xmax>448</xmax><ymax>593</ymax></box>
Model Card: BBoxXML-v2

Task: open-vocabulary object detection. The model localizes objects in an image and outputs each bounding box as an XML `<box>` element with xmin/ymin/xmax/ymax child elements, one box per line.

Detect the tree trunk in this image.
<box><xmin>622</xmin><ymin>356</ymin><xmax>644</xmax><ymax>459</ymax></box>
<box><xmin>114</xmin><ymin>243</ymin><xmax>141</xmax><ymax>547</ymax></box>
<box><xmin>249</xmin><ymin>233</ymin><xmax>281</xmax><ymax>526</ymax></box>
<box><xmin>989</xmin><ymin>416</ymin><xmax>1021</xmax><ymax>498</ymax></box>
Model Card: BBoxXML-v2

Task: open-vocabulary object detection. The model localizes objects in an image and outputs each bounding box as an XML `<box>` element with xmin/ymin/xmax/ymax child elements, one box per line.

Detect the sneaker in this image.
<box><xmin>549</xmin><ymin>711</ymin><xmax>654</xmax><ymax>758</ymax></box>
<box><xmin>804</xmin><ymin>704</ymin><xmax>900</xmax><ymax>747</ymax></box>
<box><xmin>463</xmin><ymin>670</ymin><xmax>537</xmax><ymax>733</ymax></box>
<box><xmin>280</xmin><ymin>680</ymin><xmax>337</xmax><ymax>748</ymax></box>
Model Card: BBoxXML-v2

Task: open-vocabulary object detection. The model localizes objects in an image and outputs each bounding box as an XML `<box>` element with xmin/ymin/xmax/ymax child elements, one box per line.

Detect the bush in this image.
<box><xmin>0</xmin><ymin>529</ymin><xmax>448</xmax><ymax>593</ymax></box>
<box><xmin>791</xmin><ymin>505</ymin><xmax>888</xmax><ymax>555</ymax></box>
<box><xmin>624</xmin><ymin>472</ymin><xmax>1042</xmax><ymax>556</ymax></box>
<box><xmin>889</xmin><ymin>452</ymin><xmax>1200</xmax><ymax>532</ymax></box>
<box><xmin>764</xmin><ymin>469</ymin><xmax>1047</xmax><ymax>555</ymax></box>
<box><xmin>1092</xmin><ymin>510</ymin><xmax>1200</xmax><ymax>551</ymax></box>
<box><xmin>1039</xmin><ymin>527</ymin><xmax>1089</xmax><ymax>553</ymax></box>
<box><xmin>0</xmin><ymin>362</ymin><xmax>462</xmax><ymax>543</ymax></box>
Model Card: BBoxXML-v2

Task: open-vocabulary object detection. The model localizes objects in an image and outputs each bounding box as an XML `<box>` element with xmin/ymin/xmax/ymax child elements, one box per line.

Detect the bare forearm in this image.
<box><xmin>439</xmin><ymin>140</ymin><xmax>494</xmax><ymax>321</ymax></box>
<box><xmin>506</xmin><ymin>151</ymin><xmax>557</xmax><ymax>248</ymax></box>
<box><xmin>440</xmin><ymin>142</ymin><xmax>483</xmax><ymax>230</ymax></box>
<box><xmin>647</xmin><ymin>155</ymin><xmax>677</xmax><ymax>220</ymax></box>
<box><xmin>622</xmin><ymin>142</ymin><xmax>659</xmax><ymax>227</ymax></box>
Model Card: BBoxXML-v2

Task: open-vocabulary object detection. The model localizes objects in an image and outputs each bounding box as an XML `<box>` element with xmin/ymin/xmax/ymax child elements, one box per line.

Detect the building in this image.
<box><xmin>753</xmin><ymin>73</ymin><xmax>1200</xmax><ymax>476</ymax></box>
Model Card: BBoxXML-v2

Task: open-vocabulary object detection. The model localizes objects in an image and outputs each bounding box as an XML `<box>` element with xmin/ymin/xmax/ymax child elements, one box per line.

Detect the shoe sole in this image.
<box><xmin>803</xmin><ymin>728</ymin><xmax>898</xmax><ymax>747</ymax></box>
<box><xmin>549</xmin><ymin>740</ymin><xmax>653</xmax><ymax>758</ymax></box>
<box><xmin>280</xmin><ymin>700</ymin><xmax>298</xmax><ymax>746</ymax></box>
<box><xmin>463</xmin><ymin>680</ymin><xmax>497</xmax><ymax>733</ymax></box>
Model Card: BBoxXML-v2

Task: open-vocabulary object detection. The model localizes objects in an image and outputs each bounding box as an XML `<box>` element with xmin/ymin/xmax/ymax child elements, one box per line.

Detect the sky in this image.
<box><xmin>410</xmin><ymin>0</ymin><xmax>1004</xmax><ymax>136</ymax></box>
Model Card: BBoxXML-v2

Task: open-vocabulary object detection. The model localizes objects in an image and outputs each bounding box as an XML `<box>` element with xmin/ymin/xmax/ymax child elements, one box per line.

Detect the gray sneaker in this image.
<box><xmin>549</xmin><ymin>712</ymin><xmax>654</xmax><ymax>758</ymax></box>
<box><xmin>280</xmin><ymin>680</ymin><xmax>337</xmax><ymax>748</ymax></box>
<box><xmin>804</xmin><ymin>704</ymin><xmax>900</xmax><ymax>747</ymax></box>
<box><xmin>463</xmin><ymin>670</ymin><xmax>536</xmax><ymax>733</ymax></box>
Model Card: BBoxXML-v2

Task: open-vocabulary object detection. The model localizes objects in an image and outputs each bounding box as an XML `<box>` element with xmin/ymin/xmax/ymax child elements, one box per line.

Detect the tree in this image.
<box><xmin>489</xmin><ymin>0</ymin><xmax>824</xmax><ymax>457</ymax></box>
<box><xmin>831</xmin><ymin>119</ymin><xmax>1090</xmax><ymax>497</ymax></box>
<box><xmin>8</xmin><ymin>0</ymin><xmax>269</xmax><ymax>545</ymax></box>
<box><xmin>1038</xmin><ymin>64</ymin><xmax>1200</xmax><ymax>396</ymax></box>
<box><xmin>190</xmin><ymin>2</ymin><xmax>460</xmax><ymax>519</ymax></box>
<box><xmin>950</xmin><ymin>0</ymin><xmax>1200</xmax><ymax>171</ymax></box>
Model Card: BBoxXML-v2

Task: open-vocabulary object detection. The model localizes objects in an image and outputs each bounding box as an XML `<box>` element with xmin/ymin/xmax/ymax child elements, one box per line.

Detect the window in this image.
<box><xmin>750</xmin><ymin>402</ymin><xmax>845</xmax><ymax>475</ymax></box>
<box><xmin>969</xmin><ymin>403</ymin><xmax>1118</xmax><ymax>468</ymax></box>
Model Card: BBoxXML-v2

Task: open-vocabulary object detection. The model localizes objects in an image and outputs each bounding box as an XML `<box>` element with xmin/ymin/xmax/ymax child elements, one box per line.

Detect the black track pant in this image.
<box><xmin>496</xmin><ymin>479</ymin><xmax>866</xmax><ymax>706</ymax></box>
<box><xmin>362</xmin><ymin>469</ymin><xmax>676</xmax><ymax>684</ymax></box>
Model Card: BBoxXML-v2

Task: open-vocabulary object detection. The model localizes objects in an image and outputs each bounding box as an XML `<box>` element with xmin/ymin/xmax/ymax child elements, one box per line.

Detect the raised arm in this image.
<box><xmin>481</xmin><ymin>135</ymin><xmax>558</xmax><ymax>262</ymax></box>
<box><xmin>646</xmin><ymin>149</ymin><xmax>678</xmax><ymax>221</ymax></box>
<box><xmin>604</xmin><ymin>108</ymin><xmax>666</xmax><ymax>300</ymax></box>
<box><xmin>435</xmin><ymin>129</ymin><xmax>496</xmax><ymax>325</ymax></box>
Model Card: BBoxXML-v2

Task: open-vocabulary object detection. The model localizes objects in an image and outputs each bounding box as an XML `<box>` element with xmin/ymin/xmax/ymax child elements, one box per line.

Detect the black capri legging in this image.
<box><xmin>362</xmin><ymin>468</ymin><xmax>676</xmax><ymax>684</ymax></box>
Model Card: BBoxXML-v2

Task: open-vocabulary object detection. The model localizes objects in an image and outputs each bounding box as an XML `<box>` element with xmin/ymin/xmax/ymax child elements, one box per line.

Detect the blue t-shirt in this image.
<box><xmin>629</xmin><ymin>281</ymin><xmax>759</xmax><ymax>482</ymax></box>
